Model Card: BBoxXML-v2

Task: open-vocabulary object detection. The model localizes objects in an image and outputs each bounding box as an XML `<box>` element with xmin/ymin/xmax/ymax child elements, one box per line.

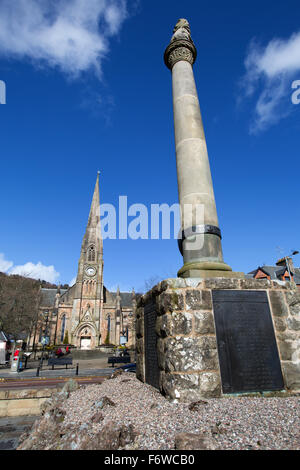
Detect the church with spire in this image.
<box><xmin>32</xmin><ymin>174</ymin><xmax>137</xmax><ymax>350</ymax></box>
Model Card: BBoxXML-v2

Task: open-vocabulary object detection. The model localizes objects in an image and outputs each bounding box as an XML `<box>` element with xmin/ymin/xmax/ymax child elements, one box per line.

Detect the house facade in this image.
<box><xmin>247</xmin><ymin>257</ymin><xmax>300</xmax><ymax>291</ymax></box>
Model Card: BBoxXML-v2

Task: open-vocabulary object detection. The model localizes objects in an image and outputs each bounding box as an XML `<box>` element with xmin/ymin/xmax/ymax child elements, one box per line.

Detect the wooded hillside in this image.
<box><xmin>0</xmin><ymin>272</ymin><xmax>41</xmax><ymax>340</ymax></box>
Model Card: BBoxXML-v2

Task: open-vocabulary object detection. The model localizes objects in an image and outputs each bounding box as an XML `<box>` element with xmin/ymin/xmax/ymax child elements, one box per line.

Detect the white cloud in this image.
<box><xmin>0</xmin><ymin>253</ymin><xmax>13</xmax><ymax>272</ymax></box>
<box><xmin>241</xmin><ymin>31</ymin><xmax>300</xmax><ymax>133</ymax></box>
<box><xmin>0</xmin><ymin>0</ymin><xmax>128</xmax><ymax>79</ymax></box>
<box><xmin>0</xmin><ymin>253</ymin><xmax>60</xmax><ymax>283</ymax></box>
<box><xmin>9</xmin><ymin>262</ymin><xmax>60</xmax><ymax>284</ymax></box>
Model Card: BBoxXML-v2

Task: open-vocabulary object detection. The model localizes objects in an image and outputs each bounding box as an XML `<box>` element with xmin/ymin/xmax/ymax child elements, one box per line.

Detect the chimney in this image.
<box><xmin>276</xmin><ymin>257</ymin><xmax>295</xmax><ymax>274</ymax></box>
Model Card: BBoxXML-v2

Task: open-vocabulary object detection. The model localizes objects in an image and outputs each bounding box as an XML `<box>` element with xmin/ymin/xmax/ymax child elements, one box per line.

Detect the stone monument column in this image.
<box><xmin>164</xmin><ymin>19</ymin><xmax>240</xmax><ymax>279</ymax></box>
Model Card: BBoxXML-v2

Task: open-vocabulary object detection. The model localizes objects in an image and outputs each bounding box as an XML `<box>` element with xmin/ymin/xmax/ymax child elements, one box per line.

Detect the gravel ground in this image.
<box><xmin>60</xmin><ymin>374</ymin><xmax>300</xmax><ymax>450</ymax></box>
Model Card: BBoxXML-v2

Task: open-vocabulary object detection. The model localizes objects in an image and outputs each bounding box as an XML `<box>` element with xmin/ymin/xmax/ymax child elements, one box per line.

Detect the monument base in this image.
<box><xmin>177</xmin><ymin>261</ymin><xmax>245</xmax><ymax>279</ymax></box>
<box><xmin>178</xmin><ymin>268</ymin><xmax>245</xmax><ymax>279</ymax></box>
<box><xmin>136</xmin><ymin>277</ymin><xmax>300</xmax><ymax>401</ymax></box>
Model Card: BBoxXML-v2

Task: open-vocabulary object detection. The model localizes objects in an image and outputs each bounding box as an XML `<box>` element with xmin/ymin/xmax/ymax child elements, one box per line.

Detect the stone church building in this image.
<box><xmin>33</xmin><ymin>173</ymin><xmax>137</xmax><ymax>350</ymax></box>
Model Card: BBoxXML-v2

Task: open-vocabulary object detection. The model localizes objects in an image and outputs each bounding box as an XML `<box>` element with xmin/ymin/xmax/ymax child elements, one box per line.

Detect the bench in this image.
<box><xmin>108</xmin><ymin>356</ymin><xmax>131</xmax><ymax>367</ymax></box>
<box><xmin>48</xmin><ymin>356</ymin><xmax>73</xmax><ymax>370</ymax></box>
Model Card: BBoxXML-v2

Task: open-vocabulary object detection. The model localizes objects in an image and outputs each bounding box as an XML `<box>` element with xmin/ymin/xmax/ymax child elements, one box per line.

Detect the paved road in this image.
<box><xmin>0</xmin><ymin>415</ymin><xmax>38</xmax><ymax>450</ymax></box>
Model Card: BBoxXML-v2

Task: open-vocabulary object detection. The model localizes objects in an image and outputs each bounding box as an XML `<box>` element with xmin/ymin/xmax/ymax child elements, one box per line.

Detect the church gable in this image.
<box><xmin>60</xmin><ymin>284</ymin><xmax>76</xmax><ymax>305</ymax></box>
<box><xmin>82</xmin><ymin>305</ymin><xmax>93</xmax><ymax>322</ymax></box>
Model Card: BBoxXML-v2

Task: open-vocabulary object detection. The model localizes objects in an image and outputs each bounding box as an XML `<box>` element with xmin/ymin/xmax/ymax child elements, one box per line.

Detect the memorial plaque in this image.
<box><xmin>144</xmin><ymin>300</ymin><xmax>160</xmax><ymax>390</ymax></box>
<box><xmin>212</xmin><ymin>290</ymin><xmax>284</xmax><ymax>394</ymax></box>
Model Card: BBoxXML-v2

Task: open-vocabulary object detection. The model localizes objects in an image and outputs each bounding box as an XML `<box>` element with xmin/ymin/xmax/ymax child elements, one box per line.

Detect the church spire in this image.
<box><xmin>81</xmin><ymin>172</ymin><xmax>103</xmax><ymax>256</ymax></box>
<box><xmin>87</xmin><ymin>171</ymin><xmax>100</xmax><ymax>225</ymax></box>
<box><xmin>70</xmin><ymin>173</ymin><xmax>104</xmax><ymax>349</ymax></box>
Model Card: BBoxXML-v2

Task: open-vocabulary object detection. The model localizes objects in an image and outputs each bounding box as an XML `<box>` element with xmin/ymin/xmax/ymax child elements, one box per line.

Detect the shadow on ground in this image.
<box><xmin>0</xmin><ymin>416</ymin><xmax>37</xmax><ymax>450</ymax></box>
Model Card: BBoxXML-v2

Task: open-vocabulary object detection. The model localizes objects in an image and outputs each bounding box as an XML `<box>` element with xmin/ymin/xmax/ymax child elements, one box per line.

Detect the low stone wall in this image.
<box><xmin>136</xmin><ymin>278</ymin><xmax>300</xmax><ymax>400</ymax></box>
<box><xmin>0</xmin><ymin>388</ymin><xmax>60</xmax><ymax>417</ymax></box>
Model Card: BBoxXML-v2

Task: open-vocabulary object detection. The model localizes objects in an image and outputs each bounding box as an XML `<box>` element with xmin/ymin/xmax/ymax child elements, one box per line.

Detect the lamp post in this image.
<box><xmin>39</xmin><ymin>310</ymin><xmax>50</xmax><ymax>369</ymax></box>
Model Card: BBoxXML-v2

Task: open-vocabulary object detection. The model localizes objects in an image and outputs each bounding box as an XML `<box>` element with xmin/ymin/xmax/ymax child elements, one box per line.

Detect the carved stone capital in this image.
<box><xmin>164</xmin><ymin>39</ymin><xmax>197</xmax><ymax>70</ymax></box>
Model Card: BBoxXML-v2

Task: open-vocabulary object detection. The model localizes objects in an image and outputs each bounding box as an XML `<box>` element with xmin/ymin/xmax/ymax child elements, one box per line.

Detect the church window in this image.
<box><xmin>88</xmin><ymin>245</ymin><xmax>96</xmax><ymax>262</ymax></box>
<box><xmin>61</xmin><ymin>315</ymin><xmax>66</xmax><ymax>343</ymax></box>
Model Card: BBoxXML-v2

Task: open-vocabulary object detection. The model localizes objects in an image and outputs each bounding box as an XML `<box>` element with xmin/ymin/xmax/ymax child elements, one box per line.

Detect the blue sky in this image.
<box><xmin>0</xmin><ymin>0</ymin><xmax>299</xmax><ymax>293</ymax></box>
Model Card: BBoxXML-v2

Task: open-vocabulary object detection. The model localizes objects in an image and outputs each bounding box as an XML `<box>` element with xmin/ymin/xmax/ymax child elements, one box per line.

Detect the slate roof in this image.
<box><xmin>40</xmin><ymin>287</ymin><xmax>141</xmax><ymax>309</ymax></box>
<box><xmin>109</xmin><ymin>292</ymin><xmax>134</xmax><ymax>307</ymax></box>
<box><xmin>121</xmin><ymin>292</ymin><xmax>135</xmax><ymax>307</ymax></box>
<box><xmin>247</xmin><ymin>265</ymin><xmax>300</xmax><ymax>284</ymax></box>
<box><xmin>245</xmin><ymin>273</ymin><xmax>254</xmax><ymax>279</ymax></box>
<box><xmin>40</xmin><ymin>288</ymin><xmax>68</xmax><ymax>307</ymax></box>
<box><xmin>293</xmin><ymin>268</ymin><xmax>300</xmax><ymax>284</ymax></box>
<box><xmin>59</xmin><ymin>284</ymin><xmax>76</xmax><ymax>304</ymax></box>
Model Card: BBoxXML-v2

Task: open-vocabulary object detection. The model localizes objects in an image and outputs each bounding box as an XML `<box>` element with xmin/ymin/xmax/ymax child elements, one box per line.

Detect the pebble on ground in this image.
<box><xmin>58</xmin><ymin>375</ymin><xmax>300</xmax><ymax>450</ymax></box>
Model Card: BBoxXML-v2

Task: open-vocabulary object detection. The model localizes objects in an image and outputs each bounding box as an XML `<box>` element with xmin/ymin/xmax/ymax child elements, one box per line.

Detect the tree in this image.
<box><xmin>63</xmin><ymin>331</ymin><xmax>69</xmax><ymax>345</ymax></box>
<box><xmin>0</xmin><ymin>272</ymin><xmax>41</xmax><ymax>341</ymax></box>
<box><xmin>143</xmin><ymin>276</ymin><xmax>163</xmax><ymax>293</ymax></box>
<box><xmin>104</xmin><ymin>331</ymin><xmax>110</xmax><ymax>345</ymax></box>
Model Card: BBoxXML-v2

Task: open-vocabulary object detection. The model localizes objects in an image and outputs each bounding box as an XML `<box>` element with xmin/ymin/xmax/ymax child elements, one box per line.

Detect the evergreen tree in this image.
<box><xmin>63</xmin><ymin>331</ymin><xmax>69</xmax><ymax>345</ymax></box>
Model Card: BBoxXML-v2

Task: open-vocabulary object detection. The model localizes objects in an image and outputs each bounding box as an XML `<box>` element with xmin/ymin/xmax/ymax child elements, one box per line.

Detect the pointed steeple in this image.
<box><xmin>74</xmin><ymin>172</ymin><xmax>104</xmax><ymax>293</ymax></box>
<box><xmin>87</xmin><ymin>171</ymin><xmax>100</xmax><ymax>227</ymax></box>
<box><xmin>81</xmin><ymin>171</ymin><xmax>103</xmax><ymax>256</ymax></box>
<box><xmin>70</xmin><ymin>173</ymin><xmax>104</xmax><ymax>348</ymax></box>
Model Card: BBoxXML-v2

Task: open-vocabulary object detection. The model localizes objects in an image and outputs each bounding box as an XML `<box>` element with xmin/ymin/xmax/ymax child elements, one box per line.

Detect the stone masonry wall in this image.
<box><xmin>136</xmin><ymin>278</ymin><xmax>300</xmax><ymax>401</ymax></box>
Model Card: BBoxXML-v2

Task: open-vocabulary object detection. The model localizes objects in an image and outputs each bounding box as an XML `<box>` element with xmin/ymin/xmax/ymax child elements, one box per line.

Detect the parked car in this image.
<box><xmin>114</xmin><ymin>362</ymin><xmax>136</xmax><ymax>373</ymax></box>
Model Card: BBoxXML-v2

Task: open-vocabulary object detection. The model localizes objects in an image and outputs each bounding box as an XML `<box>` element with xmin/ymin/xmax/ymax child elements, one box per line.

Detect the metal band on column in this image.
<box><xmin>178</xmin><ymin>225</ymin><xmax>222</xmax><ymax>256</ymax></box>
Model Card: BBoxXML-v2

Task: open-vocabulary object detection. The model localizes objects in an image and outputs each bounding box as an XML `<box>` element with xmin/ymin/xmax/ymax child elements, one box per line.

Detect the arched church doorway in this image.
<box><xmin>77</xmin><ymin>325</ymin><xmax>96</xmax><ymax>350</ymax></box>
<box><xmin>80</xmin><ymin>336</ymin><xmax>91</xmax><ymax>350</ymax></box>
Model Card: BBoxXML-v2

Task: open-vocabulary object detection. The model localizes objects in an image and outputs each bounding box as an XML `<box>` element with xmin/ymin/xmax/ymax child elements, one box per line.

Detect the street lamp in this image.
<box><xmin>39</xmin><ymin>310</ymin><xmax>50</xmax><ymax>369</ymax></box>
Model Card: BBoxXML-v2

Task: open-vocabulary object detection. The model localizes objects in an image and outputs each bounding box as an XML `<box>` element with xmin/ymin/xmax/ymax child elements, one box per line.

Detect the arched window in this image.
<box><xmin>60</xmin><ymin>315</ymin><xmax>66</xmax><ymax>343</ymax></box>
<box><xmin>88</xmin><ymin>245</ymin><xmax>96</xmax><ymax>262</ymax></box>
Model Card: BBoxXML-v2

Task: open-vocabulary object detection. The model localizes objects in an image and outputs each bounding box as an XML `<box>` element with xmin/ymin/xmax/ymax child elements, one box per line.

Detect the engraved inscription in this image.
<box><xmin>213</xmin><ymin>290</ymin><xmax>284</xmax><ymax>394</ymax></box>
<box><xmin>144</xmin><ymin>300</ymin><xmax>160</xmax><ymax>390</ymax></box>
